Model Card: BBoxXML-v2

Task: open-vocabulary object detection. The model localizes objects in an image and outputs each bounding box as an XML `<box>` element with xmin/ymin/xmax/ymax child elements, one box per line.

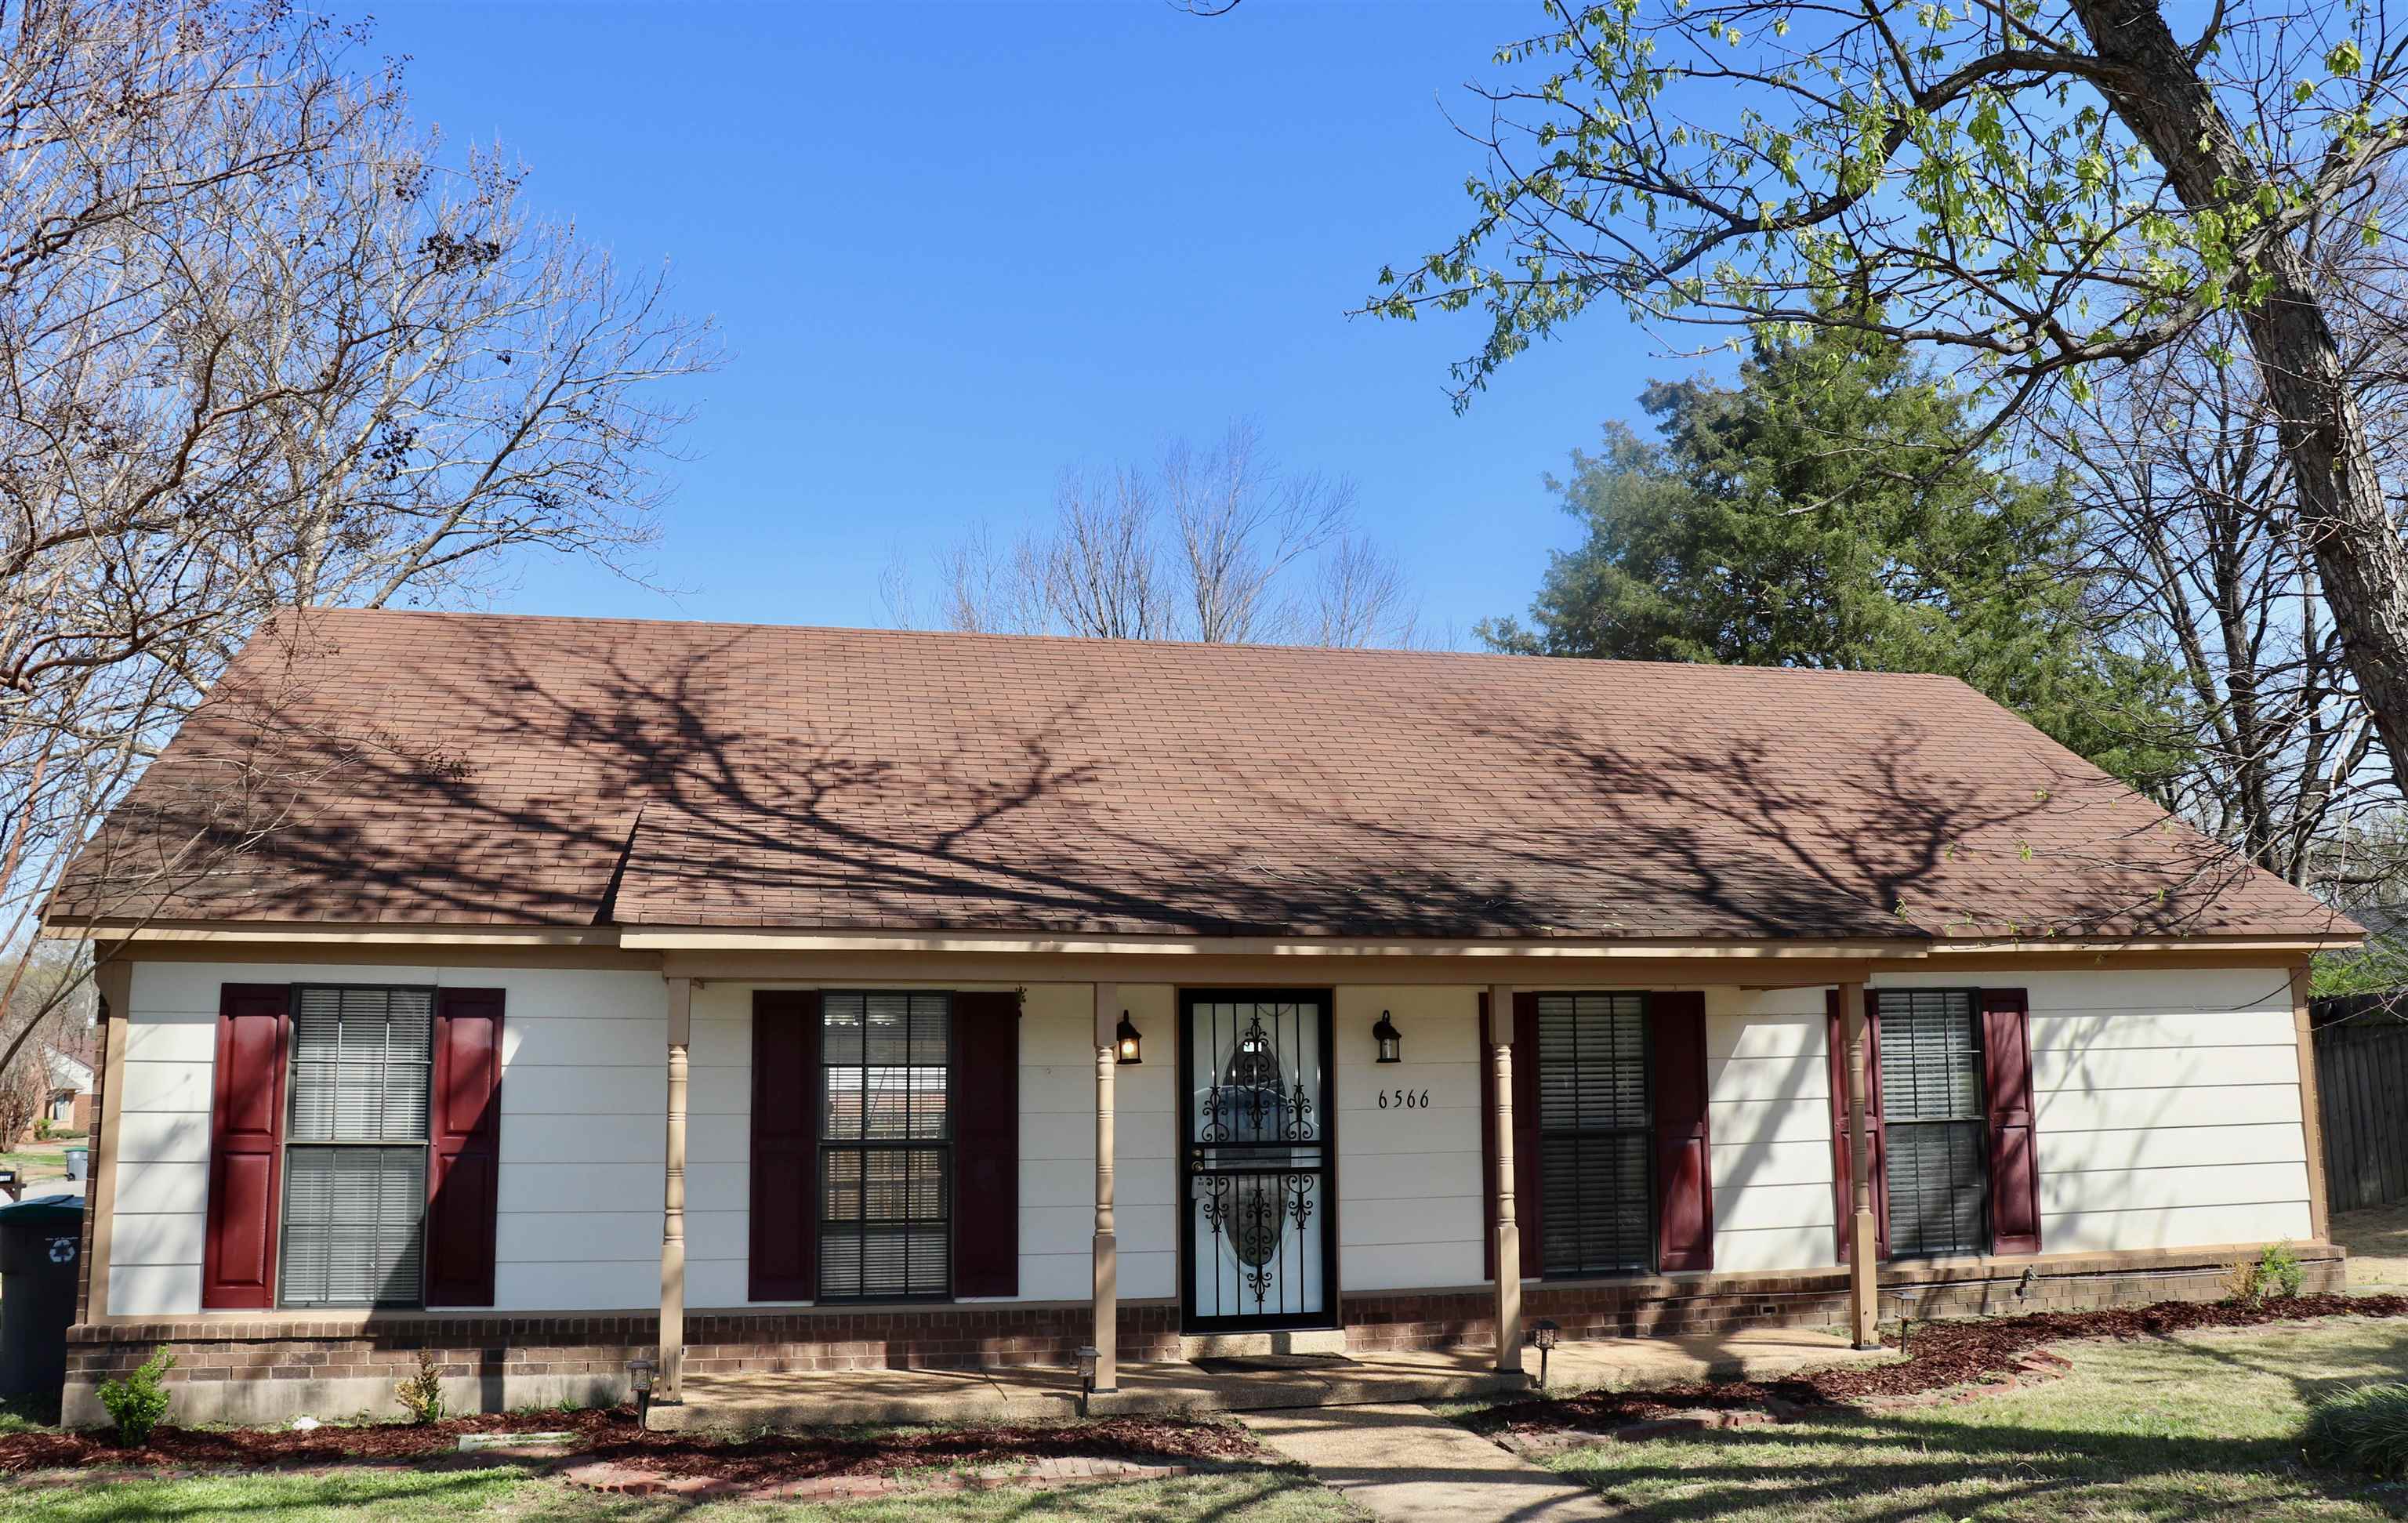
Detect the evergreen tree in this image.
<box><xmin>1481</xmin><ymin>329</ymin><xmax>2189</xmax><ymax>795</ymax></box>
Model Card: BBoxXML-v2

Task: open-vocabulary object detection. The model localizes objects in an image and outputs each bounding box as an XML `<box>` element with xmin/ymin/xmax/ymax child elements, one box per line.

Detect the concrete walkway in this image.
<box><xmin>1244</xmin><ymin>1403</ymin><xmax>1618</xmax><ymax>1523</ymax></box>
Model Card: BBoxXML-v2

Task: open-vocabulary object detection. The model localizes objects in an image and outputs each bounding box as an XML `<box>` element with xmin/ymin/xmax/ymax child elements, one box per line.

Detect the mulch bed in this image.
<box><xmin>0</xmin><ymin>1403</ymin><xmax>1260</xmax><ymax>1485</ymax></box>
<box><xmin>1469</xmin><ymin>1293</ymin><xmax>2408</xmax><ymax>1446</ymax></box>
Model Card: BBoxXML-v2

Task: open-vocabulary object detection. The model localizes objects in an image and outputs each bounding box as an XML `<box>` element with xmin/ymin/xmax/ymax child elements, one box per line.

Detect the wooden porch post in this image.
<box><xmin>1093</xmin><ymin>982</ymin><xmax>1119</xmax><ymax>1393</ymax></box>
<box><xmin>1841</xmin><ymin>981</ymin><xmax>1879</xmax><ymax>1348</ymax></box>
<box><xmin>1489</xmin><ymin>983</ymin><xmax>1524</xmax><ymax>1374</ymax></box>
<box><xmin>660</xmin><ymin>976</ymin><xmax>692</xmax><ymax>1400</ymax></box>
<box><xmin>81</xmin><ymin>951</ymin><xmax>132</xmax><ymax>1325</ymax></box>
<box><xmin>2292</xmin><ymin>965</ymin><xmax>2331</xmax><ymax>1243</ymax></box>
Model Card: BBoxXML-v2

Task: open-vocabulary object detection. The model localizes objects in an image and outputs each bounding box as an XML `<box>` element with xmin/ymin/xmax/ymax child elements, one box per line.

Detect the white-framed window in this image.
<box><xmin>818</xmin><ymin>991</ymin><xmax>951</xmax><ymax>1300</ymax></box>
<box><xmin>279</xmin><ymin>985</ymin><xmax>432</xmax><ymax>1307</ymax></box>
<box><xmin>1536</xmin><ymin>992</ymin><xmax>1653</xmax><ymax>1276</ymax></box>
<box><xmin>1877</xmin><ymin>988</ymin><xmax>1989</xmax><ymax>1258</ymax></box>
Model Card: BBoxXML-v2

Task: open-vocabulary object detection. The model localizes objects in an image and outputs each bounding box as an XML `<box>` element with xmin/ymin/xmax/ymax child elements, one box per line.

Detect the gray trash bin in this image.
<box><xmin>0</xmin><ymin>1194</ymin><xmax>84</xmax><ymax>1411</ymax></box>
<box><xmin>62</xmin><ymin>1148</ymin><xmax>88</xmax><ymax>1182</ymax></box>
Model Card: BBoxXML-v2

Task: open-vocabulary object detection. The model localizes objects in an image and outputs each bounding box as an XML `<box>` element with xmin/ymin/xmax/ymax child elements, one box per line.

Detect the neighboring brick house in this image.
<box><xmin>40</xmin><ymin>607</ymin><xmax>2358</xmax><ymax>1424</ymax></box>
<box><xmin>42</xmin><ymin>1046</ymin><xmax>93</xmax><ymax>1132</ymax></box>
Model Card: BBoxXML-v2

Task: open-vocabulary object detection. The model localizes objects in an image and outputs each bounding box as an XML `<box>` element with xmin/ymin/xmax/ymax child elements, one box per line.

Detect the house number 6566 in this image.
<box><xmin>1379</xmin><ymin>1089</ymin><xmax>1431</xmax><ymax>1109</ymax></box>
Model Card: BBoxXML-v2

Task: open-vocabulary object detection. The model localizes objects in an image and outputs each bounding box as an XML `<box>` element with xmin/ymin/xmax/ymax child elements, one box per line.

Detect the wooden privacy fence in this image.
<box><xmin>2314</xmin><ymin>992</ymin><xmax>2408</xmax><ymax>1214</ymax></box>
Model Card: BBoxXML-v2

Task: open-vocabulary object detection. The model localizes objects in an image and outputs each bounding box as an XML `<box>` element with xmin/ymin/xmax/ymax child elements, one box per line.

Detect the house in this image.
<box><xmin>42</xmin><ymin>1046</ymin><xmax>93</xmax><ymax>1132</ymax></box>
<box><xmin>41</xmin><ymin>607</ymin><xmax>2359</xmax><ymax>1425</ymax></box>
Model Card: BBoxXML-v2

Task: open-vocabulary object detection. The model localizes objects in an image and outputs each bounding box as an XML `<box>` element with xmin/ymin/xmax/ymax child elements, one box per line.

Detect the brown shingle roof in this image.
<box><xmin>48</xmin><ymin>607</ymin><xmax>2353</xmax><ymax>943</ymax></box>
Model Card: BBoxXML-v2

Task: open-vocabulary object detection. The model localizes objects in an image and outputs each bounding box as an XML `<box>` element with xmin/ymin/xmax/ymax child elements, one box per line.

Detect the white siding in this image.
<box><xmin>1334</xmin><ymin>987</ymin><xmax>1485</xmax><ymax>1291</ymax></box>
<box><xmin>1706</xmin><ymin>986</ymin><xmax>1839</xmax><ymax>1272</ymax></box>
<box><xmin>111</xmin><ymin>959</ymin><xmax>2312</xmax><ymax>1323</ymax></box>
<box><xmin>1015</xmin><ymin>984</ymin><xmax>1177</xmax><ymax>1304</ymax></box>
<box><xmin>1877</xmin><ymin>967</ymin><xmax>2311</xmax><ymax>1253</ymax></box>
<box><xmin>682</xmin><ymin>980</ymin><xmax>1180</xmax><ymax>1309</ymax></box>
<box><xmin>111</xmin><ymin>960</ymin><xmax>665</xmax><ymax>1318</ymax></box>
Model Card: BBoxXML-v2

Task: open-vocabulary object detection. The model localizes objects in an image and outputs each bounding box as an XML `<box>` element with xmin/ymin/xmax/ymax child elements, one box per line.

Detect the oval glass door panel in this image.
<box><xmin>1181</xmin><ymin>993</ymin><xmax>1333</xmax><ymax>1330</ymax></box>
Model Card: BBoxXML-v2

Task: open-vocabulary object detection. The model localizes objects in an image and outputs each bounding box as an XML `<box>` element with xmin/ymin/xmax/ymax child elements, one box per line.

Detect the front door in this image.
<box><xmin>1179</xmin><ymin>990</ymin><xmax>1336</xmax><ymax>1331</ymax></box>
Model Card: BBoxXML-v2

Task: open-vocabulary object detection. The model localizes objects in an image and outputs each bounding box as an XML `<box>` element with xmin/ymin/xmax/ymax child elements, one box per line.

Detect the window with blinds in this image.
<box><xmin>1877</xmin><ymin>989</ymin><xmax>1989</xmax><ymax>1258</ymax></box>
<box><xmin>280</xmin><ymin>985</ymin><xmax>432</xmax><ymax>1307</ymax></box>
<box><xmin>1536</xmin><ymin>992</ymin><xmax>1652</xmax><ymax>1276</ymax></box>
<box><xmin>820</xmin><ymin>992</ymin><xmax>951</xmax><ymax>1300</ymax></box>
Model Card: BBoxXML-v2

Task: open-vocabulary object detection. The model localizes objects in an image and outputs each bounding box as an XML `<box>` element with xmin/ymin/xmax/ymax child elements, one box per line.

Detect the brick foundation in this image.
<box><xmin>60</xmin><ymin>1241</ymin><xmax>2343</xmax><ymax>1425</ymax></box>
<box><xmin>1341</xmin><ymin>1242</ymin><xmax>2348</xmax><ymax>1351</ymax></box>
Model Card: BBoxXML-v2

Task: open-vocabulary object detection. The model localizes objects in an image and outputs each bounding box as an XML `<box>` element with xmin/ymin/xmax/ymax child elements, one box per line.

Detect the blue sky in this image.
<box><xmin>373</xmin><ymin>0</ymin><xmax>1692</xmax><ymax>643</ymax></box>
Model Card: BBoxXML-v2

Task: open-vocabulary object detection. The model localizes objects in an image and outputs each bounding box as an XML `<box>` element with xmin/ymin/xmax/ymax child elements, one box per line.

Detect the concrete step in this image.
<box><xmin>1176</xmin><ymin>1329</ymin><xmax>1349</xmax><ymax>1361</ymax></box>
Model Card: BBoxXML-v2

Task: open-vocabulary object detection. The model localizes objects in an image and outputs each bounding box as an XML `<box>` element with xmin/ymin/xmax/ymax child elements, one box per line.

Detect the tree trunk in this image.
<box><xmin>2071</xmin><ymin>0</ymin><xmax>2408</xmax><ymax>800</ymax></box>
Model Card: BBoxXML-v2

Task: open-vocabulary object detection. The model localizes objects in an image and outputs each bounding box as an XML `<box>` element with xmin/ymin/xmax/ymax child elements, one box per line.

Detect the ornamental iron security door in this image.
<box><xmin>1179</xmin><ymin>991</ymin><xmax>1338</xmax><ymax>1332</ymax></box>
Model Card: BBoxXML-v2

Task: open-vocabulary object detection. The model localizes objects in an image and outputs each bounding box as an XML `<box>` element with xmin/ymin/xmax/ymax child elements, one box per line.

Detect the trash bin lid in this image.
<box><xmin>0</xmin><ymin>1194</ymin><xmax>82</xmax><ymax>1227</ymax></box>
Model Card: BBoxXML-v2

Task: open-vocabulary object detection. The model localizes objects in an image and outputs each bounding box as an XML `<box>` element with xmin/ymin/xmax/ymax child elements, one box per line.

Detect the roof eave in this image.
<box><xmin>45</xmin><ymin>919</ymin><xmax>2358</xmax><ymax>959</ymax></box>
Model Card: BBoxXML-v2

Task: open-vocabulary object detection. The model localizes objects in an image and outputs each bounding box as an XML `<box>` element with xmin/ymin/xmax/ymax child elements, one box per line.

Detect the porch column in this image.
<box><xmin>2292</xmin><ymin>965</ymin><xmax>2332</xmax><ymax>1243</ymax></box>
<box><xmin>1489</xmin><ymin>983</ymin><xmax>1524</xmax><ymax>1374</ymax></box>
<box><xmin>659</xmin><ymin>976</ymin><xmax>692</xmax><ymax>1400</ymax></box>
<box><xmin>1840</xmin><ymin>981</ymin><xmax>1878</xmax><ymax>1348</ymax></box>
<box><xmin>1092</xmin><ymin>982</ymin><xmax>1119</xmax><ymax>1393</ymax></box>
<box><xmin>82</xmin><ymin>952</ymin><xmax>132</xmax><ymax>1325</ymax></box>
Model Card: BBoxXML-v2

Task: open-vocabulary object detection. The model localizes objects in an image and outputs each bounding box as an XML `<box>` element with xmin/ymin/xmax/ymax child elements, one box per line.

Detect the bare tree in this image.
<box><xmin>902</xmin><ymin>423</ymin><xmax>1420</xmax><ymax>648</ymax></box>
<box><xmin>2040</xmin><ymin>163</ymin><xmax>2408</xmax><ymax>904</ymax></box>
<box><xmin>2053</xmin><ymin>333</ymin><xmax>2392</xmax><ymax>886</ymax></box>
<box><xmin>1310</xmin><ymin>536</ymin><xmax>1420</xmax><ymax>650</ymax></box>
<box><xmin>0</xmin><ymin>0</ymin><xmax>717</xmax><ymax>1081</ymax></box>
<box><xmin>0</xmin><ymin>941</ymin><xmax>87</xmax><ymax>1144</ymax></box>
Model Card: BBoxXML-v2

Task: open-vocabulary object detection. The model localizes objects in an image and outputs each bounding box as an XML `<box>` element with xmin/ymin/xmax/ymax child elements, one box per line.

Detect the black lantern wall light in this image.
<box><xmin>1115</xmin><ymin>1011</ymin><xmax>1143</xmax><ymax>1064</ymax></box>
<box><xmin>1372</xmin><ymin>1010</ymin><xmax>1402</xmax><ymax>1064</ymax></box>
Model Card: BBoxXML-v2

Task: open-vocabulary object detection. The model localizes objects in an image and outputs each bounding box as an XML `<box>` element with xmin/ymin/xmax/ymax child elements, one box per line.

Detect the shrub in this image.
<box><xmin>2232</xmin><ymin>1242</ymin><xmax>2305</xmax><ymax>1303</ymax></box>
<box><xmin>33</xmin><ymin>1118</ymin><xmax>50</xmax><ymax>1140</ymax></box>
<box><xmin>395</xmin><ymin>1350</ymin><xmax>447</xmax><ymax>1425</ymax></box>
<box><xmin>2304</xmin><ymin>1382</ymin><xmax>2408</xmax><ymax>1478</ymax></box>
<box><xmin>97</xmin><ymin>1347</ymin><xmax>175</xmax><ymax>1446</ymax></box>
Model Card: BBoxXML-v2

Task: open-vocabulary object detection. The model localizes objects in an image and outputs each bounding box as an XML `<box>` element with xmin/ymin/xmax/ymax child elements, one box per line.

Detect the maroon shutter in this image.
<box><xmin>202</xmin><ymin>984</ymin><xmax>289</xmax><ymax>1310</ymax></box>
<box><xmin>1511</xmin><ymin>992</ymin><xmax>1543</xmax><ymax>1280</ymax></box>
<box><xmin>1980</xmin><ymin>988</ymin><xmax>2042</xmax><ymax>1255</ymax></box>
<box><xmin>1826</xmin><ymin>990</ymin><xmax>1890</xmax><ymax>1261</ymax></box>
<box><xmin>1651</xmin><ymin>991</ymin><xmax>1714</xmax><ymax>1272</ymax></box>
<box><xmin>750</xmin><ymin>990</ymin><xmax>821</xmax><ymax>1300</ymax></box>
<box><xmin>426</xmin><ymin>988</ymin><xmax>504</xmax><ymax>1306</ymax></box>
<box><xmin>951</xmin><ymin>990</ymin><xmax>1019</xmax><ymax>1296</ymax></box>
<box><xmin>1478</xmin><ymin>993</ymin><xmax>1496</xmax><ymax>1280</ymax></box>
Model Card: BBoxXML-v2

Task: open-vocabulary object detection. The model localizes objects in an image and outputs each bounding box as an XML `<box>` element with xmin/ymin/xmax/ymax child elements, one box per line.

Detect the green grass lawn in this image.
<box><xmin>1527</xmin><ymin>1316</ymin><xmax>2408</xmax><ymax>1521</ymax></box>
<box><xmin>0</xmin><ymin>1459</ymin><xmax>1358</xmax><ymax>1521</ymax></box>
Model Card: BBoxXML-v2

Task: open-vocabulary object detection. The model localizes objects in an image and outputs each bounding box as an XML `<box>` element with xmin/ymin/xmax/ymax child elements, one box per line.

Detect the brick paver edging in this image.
<box><xmin>560</xmin><ymin>1455</ymin><xmax>1193</xmax><ymax>1503</ymax></box>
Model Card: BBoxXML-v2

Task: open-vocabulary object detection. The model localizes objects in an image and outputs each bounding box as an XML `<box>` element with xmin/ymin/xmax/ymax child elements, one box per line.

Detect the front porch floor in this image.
<box><xmin>648</xmin><ymin>1325</ymin><xmax>1888</xmax><ymax>1431</ymax></box>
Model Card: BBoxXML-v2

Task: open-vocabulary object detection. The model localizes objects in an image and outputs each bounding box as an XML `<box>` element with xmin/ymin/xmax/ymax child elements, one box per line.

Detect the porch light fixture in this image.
<box><xmin>1115</xmin><ymin>1012</ymin><xmax>1142</xmax><ymax>1064</ymax></box>
<box><xmin>1526</xmin><ymin>1319</ymin><xmax>1561</xmax><ymax>1388</ymax></box>
<box><xmin>1372</xmin><ymin>1010</ymin><xmax>1403</xmax><ymax>1064</ymax></box>
<box><xmin>1076</xmin><ymin>1345</ymin><xmax>1101</xmax><ymax>1414</ymax></box>
<box><xmin>627</xmin><ymin>1355</ymin><xmax>657</xmax><ymax>1423</ymax></box>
